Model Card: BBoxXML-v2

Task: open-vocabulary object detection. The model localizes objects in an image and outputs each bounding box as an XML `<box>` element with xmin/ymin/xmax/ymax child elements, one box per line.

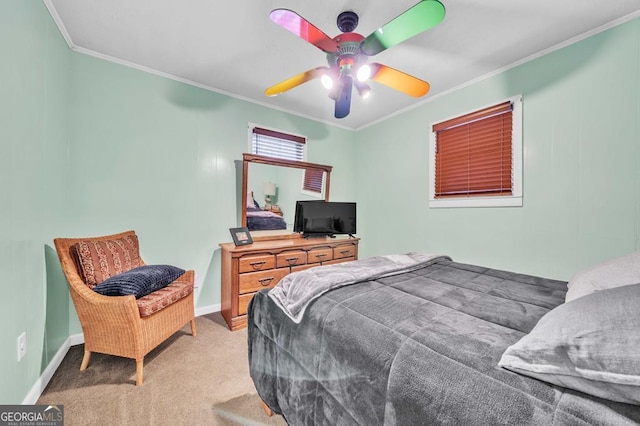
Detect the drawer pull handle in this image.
<box><xmin>340</xmin><ymin>250</ymin><xmax>350</xmax><ymax>255</ymax></box>
<box><xmin>285</xmin><ymin>257</ymin><xmax>299</xmax><ymax>264</ymax></box>
<box><xmin>258</xmin><ymin>277</ymin><xmax>274</xmax><ymax>286</ymax></box>
<box><xmin>250</xmin><ymin>261</ymin><xmax>266</xmax><ymax>270</ymax></box>
<box><xmin>315</xmin><ymin>254</ymin><xmax>327</xmax><ymax>259</ymax></box>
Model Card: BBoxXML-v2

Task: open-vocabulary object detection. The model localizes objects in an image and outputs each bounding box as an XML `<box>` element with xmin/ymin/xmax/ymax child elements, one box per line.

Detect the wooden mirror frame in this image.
<box><xmin>241</xmin><ymin>153</ymin><xmax>333</xmax><ymax>232</ymax></box>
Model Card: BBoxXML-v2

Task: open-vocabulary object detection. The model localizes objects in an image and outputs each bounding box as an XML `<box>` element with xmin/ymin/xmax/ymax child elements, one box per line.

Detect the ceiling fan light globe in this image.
<box><xmin>321</xmin><ymin>75</ymin><xmax>334</xmax><ymax>89</ymax></box>
<box><xmin>357</xmin><ymin>64</ymin><xmax>371</xmax><ymax>82</ymax></box>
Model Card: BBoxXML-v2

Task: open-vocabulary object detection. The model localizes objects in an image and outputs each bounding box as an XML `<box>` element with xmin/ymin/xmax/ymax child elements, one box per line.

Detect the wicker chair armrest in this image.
<box><xmin>69</xmin><ymin>280</ymin><xmax>142</xmax><ymax>321</ymax></box>
<box><xmin>173</xmin><ymin>269</ymin><xmax>195</xmax><ymax>286</ymax></box>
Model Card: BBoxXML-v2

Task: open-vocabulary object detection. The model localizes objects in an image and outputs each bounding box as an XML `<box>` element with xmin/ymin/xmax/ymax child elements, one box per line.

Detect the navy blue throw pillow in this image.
<box><xmin>93</xmin><ymin>265</ymin><xmax>185</xmax><ymax>299</ymax></box>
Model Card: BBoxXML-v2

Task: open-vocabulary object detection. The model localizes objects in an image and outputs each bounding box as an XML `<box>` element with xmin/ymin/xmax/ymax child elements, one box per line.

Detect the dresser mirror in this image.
<box><xmin>241</xmin><ymin>153</ymin><xmax>332</xmax><ymax>238</ymax></box>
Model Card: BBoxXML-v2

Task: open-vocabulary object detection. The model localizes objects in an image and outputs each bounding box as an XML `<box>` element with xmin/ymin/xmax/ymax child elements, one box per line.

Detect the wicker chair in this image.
<box><xmin>54</xmin><ymin>230</ymin><xmax>196</xmax><ymax>386</ymax></box>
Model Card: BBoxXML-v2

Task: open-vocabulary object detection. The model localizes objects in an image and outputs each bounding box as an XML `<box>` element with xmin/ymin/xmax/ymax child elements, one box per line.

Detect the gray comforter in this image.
<box><xmin>248</xmin><ymin>257</ymin><xmax>640</xmax><ymax>425</ymax></box>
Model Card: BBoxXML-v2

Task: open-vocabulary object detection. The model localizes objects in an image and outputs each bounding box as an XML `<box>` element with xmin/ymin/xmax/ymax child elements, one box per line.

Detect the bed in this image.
<box><xmin>248</xmin><ymin>253</ymin><xmax>640</xmax><ymax>425</ymax></box>
<box><xmin>246</xmin><ymin>207</ymin><xmax>287</xmax><ymax>231</ymax></box>
<box><xmin>245</xmin><ymin>190</ymin><xmax>287</xmax><ymax>231</ymax></box>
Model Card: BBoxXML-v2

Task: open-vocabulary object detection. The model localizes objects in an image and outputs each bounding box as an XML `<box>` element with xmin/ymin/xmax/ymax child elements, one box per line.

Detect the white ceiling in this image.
<box><xmin>45</xmin><ymin>0</ymin><xmax>640</xmax><ymax>130</ymax></box>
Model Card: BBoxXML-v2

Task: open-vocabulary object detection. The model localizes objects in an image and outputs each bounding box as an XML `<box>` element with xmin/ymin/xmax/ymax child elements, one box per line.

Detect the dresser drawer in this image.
<box><xmin>323</xmin><ymin>256</ymin><xmax>356</xmax><ymax>266</ymax></box>
<box><xmin>239</xmin><ymin>268</ymin><xmax>288</xmax><ymax>294</ymax></box>
<box><xmin>291</xmin><ymin>263</ymin><xmax>316</xmax><ymax>273</ymax></box>
<box><xmin>238</xmin><ymin>293</ymin><xmax>254</xmax><ymax>316</ymax></box>
<box><xmin>276</xmin><ymin>250</ymin><xmax>308</xmax><ymax>268</ymax></box>
<box><xmin>239</xmin><ymin>254</ymin><xmax>275</xmax><ymax>273</ymax></box>
<box><xmin>308</xmin><ymin>247</ymin><xmax>333</xmax><ymax>264</ymax></box>
<box><xmin>334</xmin><ymin>244</ymin><xmax>356</xmax><ymax>259</ymax></box>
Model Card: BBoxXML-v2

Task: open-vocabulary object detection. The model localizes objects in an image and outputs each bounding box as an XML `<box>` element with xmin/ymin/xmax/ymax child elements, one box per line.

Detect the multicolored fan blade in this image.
<box><xmin>265</xmin><ymin>67</ymin><xmax>328</xmax><ymax>97</ymax></box>
<box><xmin>369</xmin><ymin>63</ymin><xmax>430</xmax><ymax>97</ymax></box>
<box><xmin>361</xmin><ymin>0</ymin><xmax>445</xmax><ymax>56</ymax></box>
<box><xmin>334</xmin><ymin>76</ymin><xmax>353</xmax><ymax>119</ymax></box>
<box><xmin>270</xmin><ymin>9</ymin><xmax>339</xmax><ymax>53</ymax></box>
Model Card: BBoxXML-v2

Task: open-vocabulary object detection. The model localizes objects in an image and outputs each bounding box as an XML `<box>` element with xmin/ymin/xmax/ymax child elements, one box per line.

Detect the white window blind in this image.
<box><xmin>251</xmin><ymin>127</ymin><xmax>305</xmax><ymax>161</ymax></box>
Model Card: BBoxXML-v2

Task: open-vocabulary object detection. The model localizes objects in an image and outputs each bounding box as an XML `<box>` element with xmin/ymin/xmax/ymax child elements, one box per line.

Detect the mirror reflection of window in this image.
<box><xmin>302</xmin><ymin>168</ymin><xmax>325</xmax><ymax>198</ymax></box>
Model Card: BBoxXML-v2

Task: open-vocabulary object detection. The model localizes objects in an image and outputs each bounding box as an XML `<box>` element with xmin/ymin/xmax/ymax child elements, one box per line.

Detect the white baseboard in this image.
<box><xmin>22</xmin><ymin>338</ymin><xmax>71</xmax><ymax>405</ymax></box>
<box><xmin>21</xmin><ymin>304</ymin><xmax>221</xmax><ymax>404</ymax></box>
<box><xmin>195</xmin><ymin>303</ymin><xmax>220</xmax><ymax>317</ymax></box>
<box><xmin>69</xmin><ymin>333</ymin><xmax>84</xmax><ymax>346</ymax></box>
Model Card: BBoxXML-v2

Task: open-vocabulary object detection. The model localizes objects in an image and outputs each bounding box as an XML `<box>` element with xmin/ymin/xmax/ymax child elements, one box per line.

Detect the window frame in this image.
<box><xmin>428</xmin><ymin>95</ymin><xmax>523</xmax><ymax>208</ymax></box>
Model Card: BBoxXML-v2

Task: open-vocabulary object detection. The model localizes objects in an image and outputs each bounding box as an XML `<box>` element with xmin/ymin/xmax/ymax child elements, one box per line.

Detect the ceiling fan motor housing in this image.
<box><xmin>337</xmin><ymin>11</ymin><xmax>359</xmax><ymax>33</ymax></box>
<box><xmin>326</xmin><ymin>32</ymin><xmax>365</xmax><ymax>69</ymax></box>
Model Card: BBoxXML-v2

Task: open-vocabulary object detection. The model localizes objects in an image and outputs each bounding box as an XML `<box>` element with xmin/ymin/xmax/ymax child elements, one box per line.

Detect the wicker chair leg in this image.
<box><xmin>190</xmin><ymin>319</ymin><xmax>197</xmax><ymax>336</ymax></box>
<box><xmin>80</xmin><ymin>351</ymin><xmax>91</xmax><ymax>371</ymax></box>
<box><xmin>260</xmin><ymin>400</ymin><xmax>274</xmax><ymax>417</ymax></box>
<box><xmin>135</xmin><ymin>359</ymin><xmax>144</xmax><ymax>386</ymax></box>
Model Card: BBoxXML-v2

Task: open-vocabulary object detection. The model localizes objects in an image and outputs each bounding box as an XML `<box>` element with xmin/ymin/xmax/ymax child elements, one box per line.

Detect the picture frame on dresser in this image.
<box><xmin>229</xmin><ymin>227</ymin><xmax>253</xmax><ymax>246</ymax></box>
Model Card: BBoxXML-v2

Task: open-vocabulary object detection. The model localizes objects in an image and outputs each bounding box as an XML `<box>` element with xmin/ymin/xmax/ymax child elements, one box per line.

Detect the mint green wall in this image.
<box><xmin>0</xmin><ymin>1</ymin><xmax>72</xmax><ymax>404</ymax></box>
<box><xmin>355</xmin><ymin>18</ymin><xmax>640</xmax><ymax>281</ymax></box>
<box><xmin>64</xmin><ymin>52</ymin><xmax>356</xmax><ymax>334</ymax></box>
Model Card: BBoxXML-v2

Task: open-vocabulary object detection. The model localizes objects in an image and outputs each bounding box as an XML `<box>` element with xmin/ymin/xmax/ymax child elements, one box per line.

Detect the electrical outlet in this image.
<box><xmin>17</xmin><ymin>332</ymin><xmax>26</xmax><ymax>362</ymax></box>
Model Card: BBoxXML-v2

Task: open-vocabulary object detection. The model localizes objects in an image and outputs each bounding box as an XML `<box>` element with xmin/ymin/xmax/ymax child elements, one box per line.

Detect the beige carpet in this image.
<box><xmin>37</xmin><ymin>313</ymin><xmax>286</xmax><ymax>426</ymax></box>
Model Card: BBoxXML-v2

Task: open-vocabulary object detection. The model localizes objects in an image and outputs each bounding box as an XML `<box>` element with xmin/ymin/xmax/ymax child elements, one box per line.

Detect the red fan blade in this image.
<box><xmin>369</xmin><ymin>63</ymin><xmax>430</xmax><ymax>97</ymax></box>
<box><xmin>361</xmin><ymin>0</ymin><xmax>446</xmax><ymax>56</ymax></box>
<box><xmin>265</xmin><ymin>67</ymin><xmax>328</xmax><ymax>97</ymax></box>
<box><xmin>270</xmin><ymin>9</ymin><xmax>339</xmax><ymax>53</ymax></box>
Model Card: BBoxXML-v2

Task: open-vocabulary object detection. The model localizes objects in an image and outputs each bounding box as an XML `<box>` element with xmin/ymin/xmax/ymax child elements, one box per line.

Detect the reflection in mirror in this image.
<box><xmin>240</xmin><ymin>154</ymin><xmax>332</xmax><ymax>236</ymax></box>
<box><xmin>246</xmin><ymin>164</ymin><xmax>326</xmax><ymax>230</ymax></box>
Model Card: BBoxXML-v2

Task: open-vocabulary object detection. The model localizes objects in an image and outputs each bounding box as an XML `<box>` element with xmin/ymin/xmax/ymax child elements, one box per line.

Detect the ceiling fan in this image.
<box><xmin>265</xmin><ymin>1</ymin><xmax>446</xmax><ymax>119</ymax></box>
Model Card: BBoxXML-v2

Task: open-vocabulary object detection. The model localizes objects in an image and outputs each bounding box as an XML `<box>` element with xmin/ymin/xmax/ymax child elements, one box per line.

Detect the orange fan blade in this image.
<box><xmin>369</xmin><ymin>63</ymin><xmax>430</xmax><ymax>97</ymax></box>
<box><xmin>265</xmin><ymin>67</ymin><xmax>328</xmax><ymax>97</ymax></box>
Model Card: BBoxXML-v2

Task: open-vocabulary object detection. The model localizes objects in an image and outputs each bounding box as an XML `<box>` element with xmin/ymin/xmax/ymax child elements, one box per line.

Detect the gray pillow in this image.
<box><xmin>499</xmin><ymin>283</ymin><xmax>640</xmax><ymax>405</ymax></box>
<box><xmin>565</xmin><ymin>250</ymin><xmax>640</xmax><ymax>302</ymax></box>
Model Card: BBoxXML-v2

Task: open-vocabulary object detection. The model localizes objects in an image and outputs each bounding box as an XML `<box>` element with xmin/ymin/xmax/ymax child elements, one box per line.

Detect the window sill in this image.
<box><xmin>429</xmin><ymin>196</ymin><xmax>522</xmax><ymax>208</ymax></box>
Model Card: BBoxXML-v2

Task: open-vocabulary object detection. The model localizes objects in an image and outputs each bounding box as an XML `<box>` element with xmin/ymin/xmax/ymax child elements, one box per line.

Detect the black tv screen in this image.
<box><xmin>293</xmin><ymin>201</ymin><xmax>356</xmax><ymax>236</ymax></box>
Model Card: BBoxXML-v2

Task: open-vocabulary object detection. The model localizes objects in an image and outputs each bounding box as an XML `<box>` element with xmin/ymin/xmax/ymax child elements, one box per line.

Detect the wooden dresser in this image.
<box><xmin>219</xmin><ymin>236</ymin><xmax>359</xmax><ymax>330</ymax></box>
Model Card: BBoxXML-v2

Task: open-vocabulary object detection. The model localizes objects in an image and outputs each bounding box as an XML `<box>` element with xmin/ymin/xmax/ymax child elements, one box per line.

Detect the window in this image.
<box><xmin>429</xmin><ymin>95</ymin><xmax>522</xmax><ymax>208</ymax></box>
<box><xmin>251</xmin><ymin>126</ymin><xmax>305</xmax><ymax>162</ymax></box>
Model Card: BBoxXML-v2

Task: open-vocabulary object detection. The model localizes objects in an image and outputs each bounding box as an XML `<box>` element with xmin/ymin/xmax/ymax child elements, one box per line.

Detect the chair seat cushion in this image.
<box><xmin>92</xmin><ymin>265</ymin><xmax>185</xmax><ymax>299</ymax></box>
<box><xmin>136</xmin><ymin>280</ymin><xmax>194</xmax><ymax>317</ymax></box>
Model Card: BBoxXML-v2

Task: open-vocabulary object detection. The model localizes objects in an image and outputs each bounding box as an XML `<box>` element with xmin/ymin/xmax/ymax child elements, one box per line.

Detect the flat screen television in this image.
<box><xmin>293</xmin><ymin>201</ymin><xmax>356</xmax><ymax>237</ymax></box>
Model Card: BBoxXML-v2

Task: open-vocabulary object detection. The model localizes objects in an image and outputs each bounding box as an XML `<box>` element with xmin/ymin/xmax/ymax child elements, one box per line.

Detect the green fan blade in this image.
<box><xmin>361</xmin><ymin>0</ymin><xmax>445</xmax><ymax>56</ymax></box>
